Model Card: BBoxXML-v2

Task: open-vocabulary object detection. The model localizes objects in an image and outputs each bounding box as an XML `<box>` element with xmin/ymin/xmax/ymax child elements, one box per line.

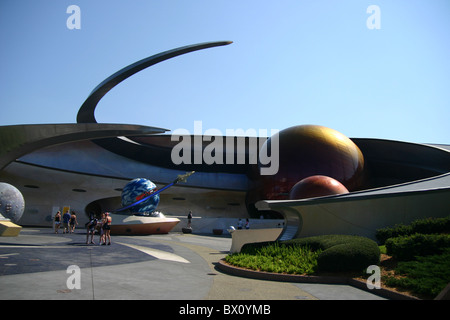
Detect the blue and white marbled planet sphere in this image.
<box><xmin>121</xmin><ymin>178</ymin><xmax>160</xmax><ymax>214</ymax></box>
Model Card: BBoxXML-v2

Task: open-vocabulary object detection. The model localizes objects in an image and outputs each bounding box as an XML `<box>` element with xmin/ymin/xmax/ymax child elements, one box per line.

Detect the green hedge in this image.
<box><xmin>376</xmin><ymin>216</ymin><xmax>450</xmax><ymax>245</ymax></box>
<box><xmin>317</xmin><ymin>240</ymin><xmax>380</xmax><ymax>272</ymax></box>
<box><xmin>373</xmin><ymin>216</ymin><xmax>450</xmax><ymax>298</ymax></box>
<box><xmin>290</xmin><ymin>235</ymin><xmax>380</xmax><ymax>272</ymax></box>
<box><xmin>241</xmin><ymin>234</ymin><xmax>380</xmax><ymax>273</ymax></box>
<box><xmin>385</xmin><ymin>233</ymin><xmax>450</xmax><ymax>261</ymax></box>
<box><xmin>384</xmin><ymin>248</ymin><xmax>450</xmax><ymax>298</ymax></box>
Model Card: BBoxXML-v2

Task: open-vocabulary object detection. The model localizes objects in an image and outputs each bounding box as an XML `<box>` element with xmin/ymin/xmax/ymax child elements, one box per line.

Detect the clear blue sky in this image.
<box><xmin>0</xmin><ymin>0</ymin><xmax>449</xmax><ymax>144</ymax></box>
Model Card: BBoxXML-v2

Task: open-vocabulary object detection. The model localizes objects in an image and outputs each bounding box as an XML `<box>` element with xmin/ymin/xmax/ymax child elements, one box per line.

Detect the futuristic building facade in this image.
<box><xmin>1</xmin><ymin>41</ymin><xmax>449</xmax><ymax>240</ymax></box>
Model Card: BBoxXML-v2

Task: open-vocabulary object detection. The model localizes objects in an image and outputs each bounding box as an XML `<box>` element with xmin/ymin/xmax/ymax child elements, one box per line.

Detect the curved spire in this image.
<box><xmin>77</xmin><ymin>41</ymin><xmax>233</xmax><ymax>123</ymax></box>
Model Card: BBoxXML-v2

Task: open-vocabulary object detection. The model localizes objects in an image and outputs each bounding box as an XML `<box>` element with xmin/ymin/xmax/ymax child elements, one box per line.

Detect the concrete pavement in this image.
<box><xmin>0</xmin><ymin>227</ymin><xmax>386</xmax><ymax>300</ymax></box>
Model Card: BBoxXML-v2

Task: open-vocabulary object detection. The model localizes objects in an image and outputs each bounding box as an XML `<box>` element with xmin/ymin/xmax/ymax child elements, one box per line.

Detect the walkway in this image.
<box><xmin>0</xmin><ymin>227</ymin><xmax>386</xmax><ymax>300</ymax></box>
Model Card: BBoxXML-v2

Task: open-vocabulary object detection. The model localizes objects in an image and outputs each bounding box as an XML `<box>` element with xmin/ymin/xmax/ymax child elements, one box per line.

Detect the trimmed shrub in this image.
<box><xmin>376</xmin><ymin>216</ymin><xmax>450</xmax><ymax>245</ymax></box>
<box><xmin>240</xmin><ymin>234</ymin><xmax>380</xmax><ymax>273</ymax></box>
<box><xmin>376</xmin><ymin>224</ymin><xmax>413</xmax><ymax>245</ymax></box>
<box><xmin>313</xmin><ymin>237</ymin><xmax>380</xmax><ymax>272</ymax></box>
<box><xmin>385</xmin><ymin>233</ymin><xmax>450</xmax><ymax>261</ymax></box>
<box><xmin>411</xmin><ymin>216</ymin><xmax>450</xmax><ymax>235</ymax></box>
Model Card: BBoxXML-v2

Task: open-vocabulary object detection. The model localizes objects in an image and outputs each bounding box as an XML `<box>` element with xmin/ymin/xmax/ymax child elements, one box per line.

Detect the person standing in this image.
<box><xmin>97</xmin><ymin>213</ymin><xmax>105</xmax><ymax>244</ymax></box>
<box><xmin>62</xmin><ymin>210</ymin><xmax>71</xmax><ymax>234</ymax></box>
<box><xmin>54</xmin><ymin>211</ymin><xmax>61</xmax><ymax>234</ymax></box>
<box><xmin>69</xmin><ymin>211</ymin><xmax>78</xmax><ymax>233</ymax></box>
<box><xmin>103</xmin><ymin>212</ymin><xmax>112</xmax><ymax>245</ymax></box>
<box><xmin>245</xmin><ymin>218</ymin><xmax>250</xmax><ymax>229</ymax></box>
<box><xmin>187</xmin><ymin>210</ymin><xmax>193</xmax><ymax>228</ymax></box>
<box><xmin>86</xmin><ymin>217</ymin><xmax>97</xmax><ymax>245</ymax></box>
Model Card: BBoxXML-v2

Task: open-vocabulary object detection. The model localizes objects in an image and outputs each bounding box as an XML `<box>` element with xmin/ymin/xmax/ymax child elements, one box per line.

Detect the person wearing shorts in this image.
<box><xmin>62</xmin><ymin>210</ymin><xmax>71</xmax><ymax>234</ymax></box>
<box><xmin>103</xmin><ymin>212</ymin><xmax>112</xmax><ymax>245</ymax></box>
<box><xmin>86</xmin><ymin>218</ymin><xmax>97</xmax><ymax>245</ymax></box>
<box><xmin>54</xmin><ymin>211</ymin><xmax>61</xmax><ymax>234</ymax></box>
<box><xmin>69</xmin><ymin>211</ymin><xmax>78</xmax><ymax>233</ymax></box>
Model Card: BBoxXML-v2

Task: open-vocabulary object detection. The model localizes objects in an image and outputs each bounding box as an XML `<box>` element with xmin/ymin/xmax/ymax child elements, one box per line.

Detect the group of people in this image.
<box><xmin>53</xmin><ymin>210</ymin><xmax>112</xmax><ymax>245</ymax></box>
<box><xmin>237</xmin><ymin>218</ymin><xmax>250</xmax><ymax>229</ymax></box>
<box><xmin>86</xmin><ymin>212</ymin><xmax>112</xmax><ymax>245</ymax></box>
<box><xmin>53</xmin><ymin>210</ymin><xmax>78</xmax><ymax>234</ymax></box>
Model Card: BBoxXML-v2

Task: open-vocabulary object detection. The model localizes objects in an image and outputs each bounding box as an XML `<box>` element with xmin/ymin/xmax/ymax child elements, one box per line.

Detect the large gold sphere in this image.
<box><xmin>258</xmin><ymin>125</ymin><xmax>364</xmax><ymax>200</ymax></box>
